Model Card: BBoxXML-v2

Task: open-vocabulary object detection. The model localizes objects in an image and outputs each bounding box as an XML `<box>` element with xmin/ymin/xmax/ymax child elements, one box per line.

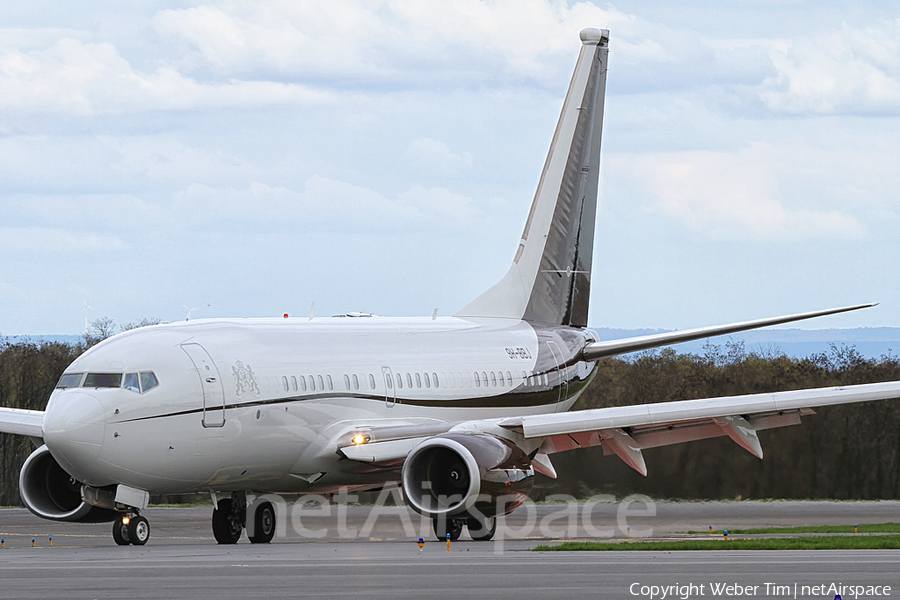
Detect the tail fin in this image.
<box><xmin>456</xmin><ymin>28</ymin><xmax>609</xmax><ymax>327</ymax></box>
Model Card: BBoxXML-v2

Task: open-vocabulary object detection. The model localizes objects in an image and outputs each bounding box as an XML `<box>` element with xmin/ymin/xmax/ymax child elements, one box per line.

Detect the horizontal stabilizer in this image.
<box><xmin>582</xmin><ymin>303</ymin><xmax>877</xmax><ymax>360</ymax></box>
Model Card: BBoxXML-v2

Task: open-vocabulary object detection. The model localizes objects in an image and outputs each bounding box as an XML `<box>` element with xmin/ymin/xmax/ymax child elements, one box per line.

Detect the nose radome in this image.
<box><xmin>42</xmin><ymin>391</ymin><xmax>106</xmax><ymax>482</ymax></box>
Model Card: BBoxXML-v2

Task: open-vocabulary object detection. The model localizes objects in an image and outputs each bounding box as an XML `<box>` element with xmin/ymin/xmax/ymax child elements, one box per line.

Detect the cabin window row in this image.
<box><xmin>280</xmin><ymin>374</ymin><xmax>334</xmax><ymax>393</ymax></box>
<box><xmin>274</xmin><ymin>369</ymin><xmax>552</xmax><ymax>395</ymax></box>
<box><xmin>387</xmin><ymin>372</ymin><xmax>441</xmax><ymax>390</ymax></box>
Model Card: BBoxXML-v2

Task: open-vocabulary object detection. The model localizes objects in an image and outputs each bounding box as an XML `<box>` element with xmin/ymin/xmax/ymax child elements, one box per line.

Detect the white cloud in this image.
<box><xmin>2</xmin><ymin>196</ymin><xmax>157</xmax><ymax>230</ymax></box>
<box><xmin>153</xmin><ymin>0</ymin><xmax>623</xmax><ymax>84</ymax></box>
<box><xmin>397</xmin><ymin>185</ymin><xmax>479</xmax><ymax>221</ymax></box>
<box><xmin>0</xmin><ymin>227</ymin><xmax>131</xmax><ymax>253</ymax></box>
<box><xmin>169</xmin><ymin>176</ymin><xmax>483</xmax><ymax>231</ymax></box>
<box><xmin>611</xmin><ymin>145</ymin><xmax>866</xmax><ymax>241</ymax></box>
<box><xmin>405</xmin><ymin>138</ymin><xmax>473</xmax><ymax>176</ymax></box>
<box><xmin>759</xmin><ymin>20</ymin><xmax>900</xmax><ymax>115</ymax></box>
<box><xmin>0</xmin><ymin>37</ymin><xmax>331</xmax><ymax>115</ymax></box>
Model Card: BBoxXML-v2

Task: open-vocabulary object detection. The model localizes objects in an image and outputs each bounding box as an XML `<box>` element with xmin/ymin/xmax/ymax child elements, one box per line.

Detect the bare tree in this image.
<box><xmin>120</xmin><ymin>317</ymin><xmax>161</xmax><ymax>332</ymax></box>
<box><xmin>82</xmin><ymin>317</ymin><xmax>117</xmax><ymax>348</ymax></box>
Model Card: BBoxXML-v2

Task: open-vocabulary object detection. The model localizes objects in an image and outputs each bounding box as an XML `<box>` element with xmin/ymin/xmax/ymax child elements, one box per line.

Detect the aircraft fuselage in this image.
<box><xmin>43</xmin><ymin>316</ymin><xmax>599</xmax><ymax>495</ymax></box>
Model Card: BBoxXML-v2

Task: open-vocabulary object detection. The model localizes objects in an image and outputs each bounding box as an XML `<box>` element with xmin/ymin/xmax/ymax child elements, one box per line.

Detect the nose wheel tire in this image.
<box><xmin>212</xmin><ymin>498</ymin><xmax>243</xmax><ymax>544</ymax></box>
<box><xmin>112</xmin><ymin>517</ymin><xmax>131</xmax><ymax>545</ymax></box>
<box><xmin>112</xmin><ymin>514</ymin><xmax>150</xmax><ymax>545</ymax></box>
<box><xmin>128</xmin><ymin>516</ymin><xmax>150</xmax><ymax>545</ymax></box>
<box><xmin>248</xmin><ymin>501</ymin><xmax>276</xmax><ymax>544</ymax></box>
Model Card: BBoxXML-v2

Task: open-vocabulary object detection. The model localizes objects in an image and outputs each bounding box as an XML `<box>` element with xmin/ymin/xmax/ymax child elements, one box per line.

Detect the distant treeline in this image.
<box><xmin>2</xmin><ymin>333</ymin><xmax>900</xmax><ymax>506</ymax></box>
<box><xmin>0</xmin><ymin>340</ymin><xmax>83</xmax><ymax>506</ymax></box>
<box><xmin>542</xmin><ymin>341</ymin><xmax>900</xmax><ymax>501</ymax></box>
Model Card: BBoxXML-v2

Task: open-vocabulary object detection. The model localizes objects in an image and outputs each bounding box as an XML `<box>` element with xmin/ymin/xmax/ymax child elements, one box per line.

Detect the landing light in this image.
<box><xmin>122</xmin><ymin>516</ymin><xmax>130</xmax><ymax>525</ymax></box>
<box><xmin>351</xmin><ymin>434</ymin><xmax>371</xmax><ymax>445</ymax></box>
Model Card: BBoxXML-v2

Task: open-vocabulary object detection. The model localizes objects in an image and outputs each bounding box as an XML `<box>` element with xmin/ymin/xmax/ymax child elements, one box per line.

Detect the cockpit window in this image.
<box><xmin>140</xmin><ymin>372</ymin><xmax>159</xmax><ymax>392</ymax></box>
<box><xmin>123</xmin><ymin>373</ymin><xmax>140</xmax><ymax>393</ymax></box>
<box><xmin>83</xmin><ymin>373</ymin><xmax>123</xmax><ymax>388</ymax></box>
<box><xmin>56</xmin><ymin>373</ymin><xmax>84</xmax><ymax>389</ymax></box>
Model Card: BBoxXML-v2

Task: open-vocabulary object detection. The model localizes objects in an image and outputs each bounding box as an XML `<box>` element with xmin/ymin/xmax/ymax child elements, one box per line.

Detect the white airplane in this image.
<box><xmin>1</xmin><ymin>28</ymin><xmax>898</xmax><ymax>547</ymax></box>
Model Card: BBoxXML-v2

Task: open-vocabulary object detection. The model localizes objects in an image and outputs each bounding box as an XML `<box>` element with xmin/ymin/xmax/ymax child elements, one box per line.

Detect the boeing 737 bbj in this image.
<box><xmin>1</xmin><ymin>29</ymin><xmax>898</xmax><ymax>546</ymax></box>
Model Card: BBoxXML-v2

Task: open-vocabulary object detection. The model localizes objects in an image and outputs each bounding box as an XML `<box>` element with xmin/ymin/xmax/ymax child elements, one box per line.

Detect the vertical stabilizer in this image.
<box><xmin>456</xmin><ymin>28</ymin><xmax>609</xmax><ymax>327</ymax></box>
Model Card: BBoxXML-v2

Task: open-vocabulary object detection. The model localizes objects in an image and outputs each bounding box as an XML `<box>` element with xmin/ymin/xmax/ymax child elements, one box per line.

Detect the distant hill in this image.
<box><xmin>5</xmin><ymin>329</ymin><xmax>900</xmax><ymax>361</ymax></box>
<box><xmin>593</xmin><ymin>327</ymin><xmax>900</xmax><ymax>360</ymax></box>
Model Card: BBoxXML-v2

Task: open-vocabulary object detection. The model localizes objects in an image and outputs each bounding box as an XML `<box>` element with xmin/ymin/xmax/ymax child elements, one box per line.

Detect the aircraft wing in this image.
<box><xmin>496</xmin><ymin>380</ymin><xmax>900</xmax><ymax>476</ymax></box>
<box><xmin>0</xmin><ymin>407</ymin><xmax>44</xmax><ymax>439</ymax></box>
<box><xmin>581</xmin><ymin>303</ymin><xmax>876</xmax><ymax>360</ymax></box>
<box><xmin>339</xmin><ymin>380</ymin><xmax>900</xmax><ymax>478</ymax></box>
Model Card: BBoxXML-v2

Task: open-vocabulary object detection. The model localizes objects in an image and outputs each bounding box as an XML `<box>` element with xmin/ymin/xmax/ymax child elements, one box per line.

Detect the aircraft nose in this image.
<box><xmin>42</xmin><ymin>391</ymin><xmax>106</xmax><ymax>481</ymax></box>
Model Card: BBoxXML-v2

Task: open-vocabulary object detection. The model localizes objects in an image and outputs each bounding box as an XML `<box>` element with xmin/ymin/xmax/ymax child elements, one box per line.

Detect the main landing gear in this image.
<box><xmin>211</xmin><ymin>492</ymin><xmax>276</xmax><ymax>544</ymax></box>
<box><xmin>112</xmin><ymin>514</ymin><xmax>150</xmax><ymax>546</ymax></box>
<box><xmin>432</xmin><ymin>515</ymin><xmax>497</xmax><ymax>541</ymax></box>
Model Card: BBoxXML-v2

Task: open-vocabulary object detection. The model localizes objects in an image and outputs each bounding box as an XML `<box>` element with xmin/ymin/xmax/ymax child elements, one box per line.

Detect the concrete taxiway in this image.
<box><xmin>1</xmin><ymin>501</ymin><xmax>899</xmax><ymax>599</ymax></box>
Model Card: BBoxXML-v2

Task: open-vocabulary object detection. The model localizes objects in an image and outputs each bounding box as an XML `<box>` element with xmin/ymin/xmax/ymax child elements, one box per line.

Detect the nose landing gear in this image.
<box><xmin>112</xmin><ymin>514</ymin><xmax>150</xmax><ymax>546</ymax></box>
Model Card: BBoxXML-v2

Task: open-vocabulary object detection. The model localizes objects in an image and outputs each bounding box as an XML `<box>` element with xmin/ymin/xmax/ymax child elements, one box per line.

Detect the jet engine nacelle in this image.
<box><xmin>19</xmin><ymin>445</ymin><xmax>118</xmax><ymax>523</ymax></box>
<box><xmin>401</xmin><ymin>433</ymin><xmax>533</xmax><ymax>519</ymax></box>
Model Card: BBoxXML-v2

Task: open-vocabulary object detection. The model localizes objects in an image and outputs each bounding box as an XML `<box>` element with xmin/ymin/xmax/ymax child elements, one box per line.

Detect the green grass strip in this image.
<box><xmin>534</xmin><ymin>534</ymin><xmax>900</xmax><ymax>552</ymax></box>
<box><xmin>686</xmin><ymin>523</ymin><xmax>900</xmax><ymax>535</ymax></box>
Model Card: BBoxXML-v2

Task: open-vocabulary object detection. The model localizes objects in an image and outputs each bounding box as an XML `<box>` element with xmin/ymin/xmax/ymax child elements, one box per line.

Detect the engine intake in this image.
<box><xmin>401</xmin><ymin>433</ymin><xmax>533</xmax><ymax>519</ymax></box>
<box><xmin>19</xmin><ymin>445</ymin><xmax>118</xmax><ymax>523</ymax></box>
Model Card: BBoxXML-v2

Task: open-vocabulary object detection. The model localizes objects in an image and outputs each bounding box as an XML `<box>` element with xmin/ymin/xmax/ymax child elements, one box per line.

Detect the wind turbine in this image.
<box><xmin>81</xmin><ymin>299</ymin><xmax>93</xmax><ymax>334</ymax></box>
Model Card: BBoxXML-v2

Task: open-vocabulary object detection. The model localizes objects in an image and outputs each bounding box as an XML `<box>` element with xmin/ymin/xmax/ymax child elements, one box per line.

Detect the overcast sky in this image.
<box><xmin>1</xmin><ymin>1</ymin><xmax>898</xmax><ymax>335</ymax></box>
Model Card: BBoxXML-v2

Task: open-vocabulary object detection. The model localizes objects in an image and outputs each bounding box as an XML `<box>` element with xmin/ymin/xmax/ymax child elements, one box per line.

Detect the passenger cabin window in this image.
<box><xmin>327</xmin><ymin>375</ymin><xmax>333</xmax><ymax>391</ymax></box>
<box><xmin>396</xmin><ymin>373</ymin><xmax>403</xmax><ymax>389</ymax></box>
<box><xmin>352</xmin><ymin>374</ymin><xmax>360</xmax><ymax>390</ymax></box>
<box><xmin>291</xmin><ymin>376</ymin><xmax>298</xmax><ymax>392</ymax></box>
<box><xmin>309</xmin><ymin>376</ymin><xmax>316</xmax><ymax>391</ymax></box>
<box><xmin>423</xmin><ymin>372</ymin><xmax>430</xmax><ymax>388</ymax></box>
<box><xmin>300</xmin><ymin>376</ymin><xmax>308</xmax><ymax>392</ymax></box>
<box><xmin>415</xmin><ymin>373</ymin><xmax>422</xmax><ymax>388</ymax></box>
<box><xmin>317</xmin><ymin>375</ymin><xmax>324</xmax><ymax>391</ymax></box>
<box><xmin>368</xmin><ymin>374</ymin><xmax>376</xmax><ymax>389</ymax></box>
<box><xmin>56</xmin><ymin>372</ymin><xmax>84</xmax><ymax>389</ymax></box>
<box><xmin>433</xmin><ymin>372</ymin><xmax>439</xmax><ymax>388</ymax></box>
<box><xmin>282</xmin><ymin>376</ymin><xmax>289</xmax><ymax>392</ymax></box>
<box><xmin>84</xmin><ymin>373</ymin><xmax>122</xmax><ymax>388</ymax></box>
<box><xmin>344</xmin><ymin>374</ymin><xmax>351</xmax><ymax>390</ymax></box>
<box><xmin>474</xmin><ymin>372</ymin><xmax>480</xmax><ymax>387</ymax></box>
